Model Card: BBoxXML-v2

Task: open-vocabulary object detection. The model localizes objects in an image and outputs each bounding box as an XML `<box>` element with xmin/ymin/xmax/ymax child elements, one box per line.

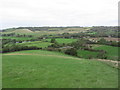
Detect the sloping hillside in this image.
<box><xmin>2</xmin><ymin>50</ymin><xmax>118</xmax><ymax>88</ymax></box>
<box><xmin>1</xmin><ymin>27</ymin><xmax>90</xmax><ymax>36</ymax></box>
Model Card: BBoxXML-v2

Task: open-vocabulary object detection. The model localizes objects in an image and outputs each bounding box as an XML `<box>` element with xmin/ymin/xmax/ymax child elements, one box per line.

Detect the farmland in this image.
<box><xmin>17</xmin><ymin>41</ymin><xmax>52</xmax><ymax>48</ymax></box>
<box><xmin>1</xmin><ymin>26</ymin><xmax>119</xmax><ymax>88</ymax></box>
<box><xmin>77</xmin><ymin>45</ymin><xmax>119</xmax><ymax>60</ymax></box>
<box><xmin>94</xmin><ymin>45</ymin><xmax>119</xmax><ymax>60</ymax></box>
<box><xmin>1</xmin><ymin>27</ymin><xmax>90</xmax><ymax>37</ymax></box>
<box><xmin>2</xmin><ymin>50</ymin><xmax>118</xmax><ymax>88</ymax></box>
<box><xmin>2</xmin><ymin>36</ymin><xmax>34</xmax><ymax>41</ymax></box>
<box><xmin>45</xmin><ymin>38</ymin><xmax>77</xmax><ymax>44</ymax></box>
<box><xmin>77</xmin><ymin>50</ymin><xmax>99</xmax><ymax>59</ymax></box>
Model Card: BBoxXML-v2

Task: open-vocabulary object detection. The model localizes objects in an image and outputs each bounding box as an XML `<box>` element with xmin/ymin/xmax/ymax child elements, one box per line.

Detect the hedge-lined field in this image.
<box><xmin>46</xmin><ymin>38</ymin><xmax>77</xmax><ymax>44</ymax></box>
<box><xmin>94</xmin><ymin>45</ymin><xmax>119</xmax><ymax>60</ymax></box>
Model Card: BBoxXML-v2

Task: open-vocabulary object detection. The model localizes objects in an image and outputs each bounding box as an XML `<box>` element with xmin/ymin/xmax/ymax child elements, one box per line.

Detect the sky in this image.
<box><xmin>0</xmin><ymin>0</ymin><xmax>119</xmax><ymax>29</ymax></box>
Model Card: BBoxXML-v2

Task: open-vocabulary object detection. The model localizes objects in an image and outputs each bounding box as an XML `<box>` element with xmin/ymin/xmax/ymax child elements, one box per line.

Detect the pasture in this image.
<box><xmin>77</xmin><ymin>50</ymin><xmax>99</xmax><ymax>59</ymax></box>
<box><xmin>17</xmin><ymin>41</ymin><xmax>52</xmax><ymax>48</ymax></box>
<box><xmin>2</xmin><ymin>50</ymin><xmax>118</xmax><ymax>88</ymax></box>
<box><xmin>2</xmin><ymin>36</ymin><xmax>34</xmax><ymax>41</ymax></box>
<box><xmin>94</xmin><ymin>45</ymin><xmax>119</xmax><ymax>60</ymax></box>
<box><xmin>46</xmin><ymin>38</ymin><xmax>77</xmax><ymax>44</ymax></box>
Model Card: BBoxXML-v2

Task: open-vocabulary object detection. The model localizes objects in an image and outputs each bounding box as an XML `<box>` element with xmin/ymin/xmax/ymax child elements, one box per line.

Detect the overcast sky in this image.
<box><xmin>0</xmin><ymin>0</ymin><xmax>119</xmax><ymax>29</ymax></box>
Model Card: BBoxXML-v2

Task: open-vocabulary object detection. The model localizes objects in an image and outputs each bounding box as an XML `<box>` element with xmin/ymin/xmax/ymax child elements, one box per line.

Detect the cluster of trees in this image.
<box><xmin>65</xmin><ymin>48</ymin><xmax>77</xmax><ymax>56</ymax></box>
<box><xmin>2</xmin><ymin>39</ymin><xmax>16</xmax><ymax>48</ymax></box>
<box><xmin>46</xmin><ymin>38</ymin><xmax>107</xmax><ymax>59</ymax></box>
<box><xmin>97</xmin><ymin>38</ymin><xmax>120</xmax><ymax>47</ymax></box>
<box><xmin>48</xmin><ymin>38</ymin><xmax>65</xmax><ymax>48</ymax></box>
<box><xmin>2</xmin><ymin>44</ymin><xmax>42</xmax><ymax>53</ymax></box>
<box><xmin>2</xmin><ymin>33</ymin><xmax>33</xmax><ymax>37</ymax></box>
<box><xmin>1</xmin><ymin>33</ymin><xmax>15</xmax><ymax>36</ymax></box>
<box><xmin>88</xmin><ymin>26</ymin><xmax>118</xmax><ymax>38</ymax></box>
<box><xmin>2</xmin><ymin>39</ymin><xmax>43</xmax><ymax>53</ymax></box>
<box><xmin>16</xmin><ymin>27</ymin><xmax>66</xmax><ymax>31</ymax></box>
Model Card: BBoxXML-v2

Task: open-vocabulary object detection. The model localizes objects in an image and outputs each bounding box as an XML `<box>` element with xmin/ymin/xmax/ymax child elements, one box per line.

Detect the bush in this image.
<box><xmin>65</xmin><ymin>48</ymin><xmax>77</xmax><ymax>56</ymax></box>
<box><xmin>2</xmin><ymin>45</ymin><xmax>42</xmax><ymax>53</ymax></box>
<box><xmin>97</xmin><ymin>52</ymin><xmax>107</xmax><ymax>59</ymax></box>
<box><xmin>51</xmin><ymin>38</ymin><xmax>57</xmax><ymax>43</ymax></box>
<box><xmin>88</xmin><ymin>55</ymin><xmax>94</xmax><ymax>59</ymax></box>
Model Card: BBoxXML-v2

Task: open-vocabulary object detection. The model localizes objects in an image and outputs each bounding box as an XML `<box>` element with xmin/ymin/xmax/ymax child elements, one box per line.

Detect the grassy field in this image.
<box><xmin>77</xmin><ymin>50</ymin><xmax>99</xmax><ymax>59</ymax></box>
<box><xmin>17</xmin><ymin>41</ymin><xmax>52</xmax><ymax>48</ymax></box>
<box><xmin>2</xmin><ymin>36</ymin><xmax>34</xmax><ymax>41</ymax></box>
<box><xmin>46</xmin><ymin>38</ymin><xmax>77</xmax><ymax>44</ymax></box>
<box><xmin>1</xmin><ymin>29</ymin><xmax>33</xmax><ymax>34</ymax></box>
<box><xmin>94</xmin><ymin>45</ymin><xmax>119</xmax><ymax>60</ymax></box>
<box><xmin>2</xmin><ymin>50</ymin><xmax>118</xmax><ymax>88</ymax></box>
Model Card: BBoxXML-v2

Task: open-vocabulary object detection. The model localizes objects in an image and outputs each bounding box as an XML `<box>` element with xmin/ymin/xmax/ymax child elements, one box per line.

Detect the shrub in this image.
<box><xmin>97</xmin><ymin>52</ymin><xmax>107</xmax><ymax>59</ymax></box>
<box><xmin>65</xmin><ymin>48</ymin><xmax>77</xmax><ymax>56</ymax></box>
<box><xmin>50</xmin><ymin>38</ymin><xmax>57</xmax><ymax>43</ymax></box>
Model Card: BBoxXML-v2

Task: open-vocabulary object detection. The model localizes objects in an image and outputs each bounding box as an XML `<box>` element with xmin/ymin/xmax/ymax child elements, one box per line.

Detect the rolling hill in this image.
<box><xmin>1</xmin><ymin>27</ymin><xmax>90</xmax><ymax>37</ymax></box>
<box><xmin>2</xmin><ymin>50</ymin><xmax>118</xmax><ymax>88</ymax></box>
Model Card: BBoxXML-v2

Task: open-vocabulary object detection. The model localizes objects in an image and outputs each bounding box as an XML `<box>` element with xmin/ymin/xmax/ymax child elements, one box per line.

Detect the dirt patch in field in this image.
<box><xmin>89</xmin><ymin>44</ymin><xmax>103</xmax><ymax>48</ymax></box>
<box><xmin>95</xmin><ymin>59</ymin><xmax>120</xmax><ymax>68</ymax></box>
<box><xmin>88</xmin><ymin>37</ymin><xmax>120</xmax><ymax>42</ymax></box>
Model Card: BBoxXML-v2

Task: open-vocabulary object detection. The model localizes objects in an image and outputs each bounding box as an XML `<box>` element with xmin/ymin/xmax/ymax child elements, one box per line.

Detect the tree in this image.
<box><xmin>51</xmin><ymin>38</ymin><xmax>57</xmax><ymax>43</ymax></box>
<box><xmin>71</xmin><ymin>39</ymin><xmax>87</xmax><ymax>49</ymax></box>
<box><xmin>98</xmin><ymin>38</ymin><xmax>107</xmax><ymax>44</ymax></box>
<box><xmin>97</xmin><ymin>52</ymin><xmax>107</xmax><ymax>59</ymax></box>
<box><xmin>65</xmin><ymin>48</ymin><xmax>77</xmax><ymax>56</ymax></box>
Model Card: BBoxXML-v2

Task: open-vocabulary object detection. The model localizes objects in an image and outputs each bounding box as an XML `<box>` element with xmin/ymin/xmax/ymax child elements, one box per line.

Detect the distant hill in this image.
<box><xmin>1</xmin><ymin>26</ymin><xmax>118</xmax><ymax>37</ymax></box>
<box><xmin>2</xmin><ymin>26</ymin><xmax>90</xmax><ymax>32</ymax></box>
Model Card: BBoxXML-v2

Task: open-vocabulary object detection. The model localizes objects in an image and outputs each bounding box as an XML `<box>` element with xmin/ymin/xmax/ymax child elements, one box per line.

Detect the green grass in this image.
<box><xmin>2</xmin><ymin>36</ymin><xmax>34</xmax><ymax>41</ymax></box>
<box><xmin>46</xmin><ymin>38</ymin><xmax>77</xmax><ymax>44</ymax></box>
<box><xmin>8</xmin><ymin>50</ymin><xmax>65</xmax><ymax>55</ymax></box>
<box><xmin>2</xmin><ymin>50</ymin><xmax>118</xmax><ymax>88</ymax></box>
<box><xmin>77</xmin><ymin>50</ymin><xmax>99</xmax><ymax>59</ymax></box>
<box><xmin>87</xmin><ymin>32</ymin><xmax>97</xmax><ymax>35</ymax></box>
<box><xmin>17</xmin><ymin>41</ymin><xmax>52</xmax><ymax>48</ymax></box>
<box><xmin>94</xmin><ymin>45</ymin><xmax>119</xmax><ymax>60</ymax></box>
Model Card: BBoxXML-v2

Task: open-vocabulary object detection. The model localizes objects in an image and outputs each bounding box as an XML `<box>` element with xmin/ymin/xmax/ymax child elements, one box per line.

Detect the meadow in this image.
<box><xmin>94</xmin><ymin>45</ymin><xmax>119</xmax><ymax>60</ymax></box>
<box><xmin>77</xmin><ymin>45</ymin><xmax>119</xmax><ymax>60</ymax></box>
<box><xmin>45</xmin><ymin>38</ymin><xmax>77</xmax><ymax>44</ymax></box>
<box><xmin>17</xmin><ymin>41</ymin><xmax>52</xmax><ymax>48</ymax></box>
<box><xmin>77</xmin><ymin>50</ymin><xmax>99</xmax><ymax>59</ymax></box>
<box><xmin>2</xmin><ymin>36</ymin><xmax>34</xmax><ymax>41</ymax></box>
<box><xmin>2</xmin><ymin>50</ymin><xmax>118</xmax><ymax>88</ymax></box>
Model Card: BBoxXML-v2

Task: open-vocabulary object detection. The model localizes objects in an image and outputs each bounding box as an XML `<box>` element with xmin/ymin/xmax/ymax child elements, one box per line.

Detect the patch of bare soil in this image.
<box><xmin>96</xmin><ymin>59</ymin><xmax>120</xmax><ymax>68</ymax></box>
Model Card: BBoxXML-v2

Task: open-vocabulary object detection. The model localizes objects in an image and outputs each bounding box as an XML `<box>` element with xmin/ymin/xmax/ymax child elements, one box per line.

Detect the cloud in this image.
<box><xmin>0</xmin><ymin>0</ymin><xmax>119</xmax><ymax>29</ymax></box>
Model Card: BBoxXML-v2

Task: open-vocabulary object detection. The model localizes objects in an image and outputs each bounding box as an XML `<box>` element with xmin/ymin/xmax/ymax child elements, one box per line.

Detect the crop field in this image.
<box><xmin>17</xmin><ymin>41</ymin><xmax>52</xmax><ymax>48</ymax></box>
<box><xmin>2</xmin><ymin>50</ymin><xmax>118</xmax><ymax>88</ymax></box>
<box><xmin>1</xmin><ymin>29</ymin><xmax>33</xmax><ymax>34</ymax></box>
<box><xmin>2</xmin><ymin>36</ymin><xmax>34</xmax><ymax>41</ymax></box>
<box><xmin>94</xmin><ymin>45</ymin><xmax>119</xmax><ymax>60</ymax></box>
<box><xmin>46</xmin><ymin>38</ymin><xmax>77</xmax><ymax>44</ymax></box>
